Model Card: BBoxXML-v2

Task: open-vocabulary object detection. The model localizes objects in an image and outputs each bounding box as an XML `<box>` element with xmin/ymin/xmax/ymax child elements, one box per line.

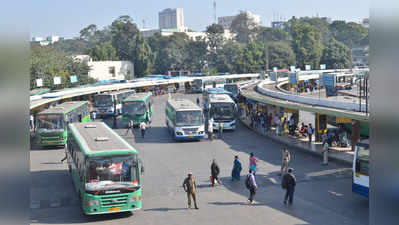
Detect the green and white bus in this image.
<box><xmin>94</xmin><ymin>89</ymin><xmax>136</xmax><ymax>118</ymax></box>
<box><xmin>122</xmin><ymin>92</ymin><xmax>153</xmax><ymax>127</ymax></box>
<box><xmin>66</xmin><ymin>122</ymin><xmax>144</xmax><ymax>215</ymax></box>
<box><xmin>166</xmin><ymin>98</ymin><xmax>205</xmax><ymax>141</ymax></box>
<box><xmin>35</xmin><ymin>101</ymin><xmax>90</xmax><ymax>147</ymax></box>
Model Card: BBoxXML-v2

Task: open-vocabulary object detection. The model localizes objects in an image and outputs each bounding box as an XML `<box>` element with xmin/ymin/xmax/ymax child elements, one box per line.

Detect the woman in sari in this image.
<box><xmin>231</xmin><ymin>156</ymin><xmax>242</xmax><ymax>181</ymax></box>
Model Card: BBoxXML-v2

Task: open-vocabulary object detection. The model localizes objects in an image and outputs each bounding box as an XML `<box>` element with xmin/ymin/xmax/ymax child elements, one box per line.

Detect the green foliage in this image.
<box><xmin>52</xmin><ymin>39</ymin><xmax>90</xmax><ymax>55</ymax></box>
<box><xmin>329</xmin><ymin>21</ymin><xmax>368</xmax><ymax>47</ymax></box>
<box><xmin>320</xmin><ymin>38</ymin><xmax>352</xmax><ymax>69</ymax></box>
<box><xmin>230</xmin><ymin>12</ymin><xmax>258</xmax><ymax>44</ymax></box>
<box><xmin>30</xmin><ymin>45</ymin><xmax>92</xmax><ymax>90</ymax></box>
<box><xmin>214</xmin><ymin>41</ymin><xmax>245</xmax><ymax>73</ymax></box>
<box><xmin>88</xmin><ymin>41</ymin><xmax>118</xmax><ymax>61</ymax></box>
<box><xmin>267</xmin><ymin>41</ymin><xmax>296</xmax><ymax>69</ymax></box>
<box><xmin>241</xmin><ymin>42</ymin><xmax>265</xmax><ymax>73</ymax></box>
<box><xmin>291</xmin><ymin>23</ymin><xmax>323</xmax><ymax>69</ymax></box>
<box><xmin>185</xmin><ymin>37</ymin><xmax>208</xmax><ymax>73</ymax></box>
<box><xmin>257</xmin><ymin>27</ymin><xmax>291</xmax><ymax>43</ymax></box>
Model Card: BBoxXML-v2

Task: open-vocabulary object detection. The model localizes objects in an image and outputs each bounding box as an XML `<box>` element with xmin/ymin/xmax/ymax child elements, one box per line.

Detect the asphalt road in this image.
<box><xmin>30</xmin><ymin>93</ymin><xmax>368</xmax><ymax>225</ymax></box>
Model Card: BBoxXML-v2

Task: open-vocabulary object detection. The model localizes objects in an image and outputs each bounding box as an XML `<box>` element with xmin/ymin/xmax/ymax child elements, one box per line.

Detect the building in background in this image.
<box><xmin>218</xmin><ymin>11</ymin><xmax>261</xmax><ymax>30</ymax></box>
<box><xmin>31</xmin><ymin>35</ymin><xmax>63</xmax><ymax>46</ymax></box>
<box><xmin>140</xmin><ymin>28</ymin><xmax>233</xmax><ymax>41</ymax></box>
<box><xmin>74</xmin><ymin>55</ymin><xmax>134</xmax><ymax>81</ymax></box>
<box><xmin>271</xmin><ymin>21</ymin><xmax>285</xmax><ymax>29</ymax></box>
<box><xmin>159</xmin><ymin>8</ymin><xmax>186</xmax><ymax>31</ymax></box>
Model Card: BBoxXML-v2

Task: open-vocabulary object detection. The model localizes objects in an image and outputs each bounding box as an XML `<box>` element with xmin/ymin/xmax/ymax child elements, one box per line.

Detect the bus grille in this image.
<box><xmin>100</xmin><ymin>194</ymin><xmax>129</xmax><ymax>207</ymax></box>
<box><xmin>183</xmin><ymin>128</ymin><xmax>198</xmax><ymax>133</ymax></box>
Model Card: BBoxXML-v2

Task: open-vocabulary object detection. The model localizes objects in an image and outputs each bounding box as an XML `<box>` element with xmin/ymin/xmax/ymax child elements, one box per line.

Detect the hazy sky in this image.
<box><xmin>26</xmin><ymin>0</ymin><xmax>370</xmax><ymax>39</ymax></box>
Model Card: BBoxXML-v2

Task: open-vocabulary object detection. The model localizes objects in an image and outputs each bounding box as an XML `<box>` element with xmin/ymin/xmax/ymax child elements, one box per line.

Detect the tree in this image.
<box><xmin>206</xmin><ymin>23</ymin><xmax>225</xmax><ymax>69</ymax></box>
<box><xmin>53</xmin><ymin>39</ymin><xmax>90</xmax><ymax>55</ymax></box>
<box><xmin>241</xmin><ymin>42</ymin><xmax>265</xmax><ymax>73</ymax></box>
<box><xmin>184</xmin><ymin>37</ymin><xmax>208</xmax><ymax>72</ymax></box>
<box><xmin>30</xmin><ymin>45</ymin><xmax>92</xmax><ymax>90</ymax></box>
<box><xmin>257</xmin><ymin>27</ymin><xmax>291</xmax><ymax>43</ymax></box>
<box><xmin>329</xmin><ymin>21</ymin><xmax>368</xmax><ymax>47</ymax></box>
<box><xmin>215</xmin><ymin>40</ymin><xmax>245</xmax><ymax>73</ymax></box>
<box><xmin>230</xmin><ymin>11</ymin><xmax>258</xmax><ymax>44</ymax></box>
<box><xmin>267</xmin><ymin>42</ymin><xmax>296</xmax><ymax>69</ymax></box>
<box><xmin>88</xmin><ymin>41</ymin><xmax>119</xmax><ymax>61</ymax></box>
<box><xmin>110</xmin><ymin>15</ymin><xmax>153</xmax><ymax>77</ymax></box>
<box><xmin>291</xmin><ymin>23</ymin><xmax>323</xmax><ymax>69</ymax></box>
<box><xmin>320</xmin><ymin>38</ymin><xmax>352</xmax><ymax>69</ymax></box>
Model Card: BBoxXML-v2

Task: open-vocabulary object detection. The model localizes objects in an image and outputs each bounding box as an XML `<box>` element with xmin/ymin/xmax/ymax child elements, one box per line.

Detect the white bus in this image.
<box><xmin>94</xmin><ymin>89</ymin><xmax>136</xmax><ymax>117</ymax></box>
<box><xmin>165</xmin><ymin>98</ymin><xmax>205</xmax><ymax>141</ymax></box>
<box><xmin>352</xmin><ymin>139</ymin><xmax>369</xmax><ymax>198</ymax></box>
<box><xmin>191</xmin><ymin>77</ymin><xmax>226</xmax><ymax>93</ymax></box>
<box><xmin>209</xmin><ymin>94</ymin><xmax>237</xmax><ymax>131</ymax></box>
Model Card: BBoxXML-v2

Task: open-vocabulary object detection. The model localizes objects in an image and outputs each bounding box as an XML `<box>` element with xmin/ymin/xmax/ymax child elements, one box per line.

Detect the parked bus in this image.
<box><xmin>352</xmin><ymin>139</ymin><xmax>369</xmax><ymax>198</ymax></box>
<box><xmin>35</xmin><ymin>101</ymin><xmax>90</xmax><ymax>147</ymax></box>
<box><xmin>209</xmin><ymin>94</ymin><xmax>237</xmax><ymax>131</ymax></box>
<box><xmin>122</xmin><ymin>92</ymin><xmax>153</xmax><ymax>127</ymax></box>
<box><xmin>202</xmin><ymin>88</ymin><xmax>233</xmax><ymax>111</ymax></box>
<box><xmin>165</xmin><ymin>98</ymin><xmax>205</xmax><ymax>141</ymax></box>
<box><xmin>66</xmin><ymin>122</ymin><xmax>144</xmax><ymax>215</ymax></box>
<box><xmin>191</xmin><ymin>77</ymin><xmax>226</xmax><ymax>93</ymax></box>
<box><xmin>94</xmin><ymin>89</ymin><xmax>136</xmax><ymax>117</ymax></box>
<box><xmin>224</xmin><ymin>83</ymin><xmax>240</xmax><ymax>100</ymax></box>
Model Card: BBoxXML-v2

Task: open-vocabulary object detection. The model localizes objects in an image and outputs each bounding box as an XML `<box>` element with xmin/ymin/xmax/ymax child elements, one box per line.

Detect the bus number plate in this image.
<box><xmin>109</xmin><ymin>207</ymin><xmax>120</xmax><ymax>212</ymax></box>
<box><xmin>188</xmin><ymin>136</ymin><xmax>193</xmax><ymax>138</ymax></box>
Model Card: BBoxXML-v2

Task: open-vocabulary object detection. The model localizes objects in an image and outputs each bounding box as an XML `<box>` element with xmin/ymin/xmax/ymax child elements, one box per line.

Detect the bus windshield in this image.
<box><xmin>123</xmin><ymin>102</ymin><xmax>146</xmax><ymax>115</ymax></box>
<box><xmin>36</xmin><ymin>114</ymin><xmax>64</xmax><ymax>131</ymax></box>
<box><xmin>176</xmin><ymin>110</ymin><xmax>203</xmax><ymax>126</ymax></box>
<box><xmin>211</xmin><ymin>103</ymin><xmax>235</xmax><ymax>120</ymax></box>
<box><xmin>86</xmin><ymin>155</ymin><xmax>139</xmax><ymax>191</ymax></box>
<box><xmin>95</xmin><ymin>95</ymin><xmax>113</xmax><ymax>107</ymax></box>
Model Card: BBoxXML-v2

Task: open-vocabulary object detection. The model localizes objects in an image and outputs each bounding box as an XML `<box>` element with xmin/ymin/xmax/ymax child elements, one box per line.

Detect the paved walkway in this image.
<box><xmin>239</xmin><ymin>117</ymin><xmax>354</xmax><ymax>166</ymax></box>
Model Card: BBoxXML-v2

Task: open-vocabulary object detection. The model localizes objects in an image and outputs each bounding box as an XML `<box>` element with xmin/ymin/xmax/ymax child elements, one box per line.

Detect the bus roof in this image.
<box><xmin>209</xmin><ymin>94</ymin><xmax>235</xmax><ymax>103</ymax></box>
<box><xmin>69</xmin><ymin>122</ymin><xmax>137</xmax><ymax>156</ymax></box>
<box><xmin>38</xmin><ymin>101</ymin><xmax>88</xmax><ymax>115</ymax></box>
<box><xmin>205</xmin><ymin>88</ymin><xmax>231</xmax><ymax>94</ymax></box>
<box><xmin>95</xmin><ymin>89</ymin><xmax>135</xmax><ymax>96</ymax></box>
<box><xmin>123</xmin><ymin>92</ymin><xmax>152</xmax><ymax>102</ymax></box>
<box><xmin>168</xmin><ymin>98</ymin><xmax>202</xmax><ymax>111</ymax></box>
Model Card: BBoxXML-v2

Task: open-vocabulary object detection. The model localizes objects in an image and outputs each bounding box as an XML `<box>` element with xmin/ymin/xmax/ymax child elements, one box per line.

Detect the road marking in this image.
<box><xmin>269</xmin><ymin>177</ymin><xmax>278</xmax><ymax>184</ymax></box>
<box><xmin>328</xmin><ymin>190</ymin><xmax>344</xmax><ymax>197</ymax></box>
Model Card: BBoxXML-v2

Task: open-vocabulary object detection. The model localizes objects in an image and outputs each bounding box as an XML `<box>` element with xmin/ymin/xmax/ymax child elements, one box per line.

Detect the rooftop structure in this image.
<box><xmin>218</xmin><ymin>11</ymin><xmax>261</xmax><ymax>30</ymax></box>
<box><xmin>168</xmin><ymin>98</ymin><xmax>201</xmax><ymax>111</ymax></box>
<box><xmin>159</xmin><ymin>8</ymin><xmax>185</xmax><ymax>30</ymax></box>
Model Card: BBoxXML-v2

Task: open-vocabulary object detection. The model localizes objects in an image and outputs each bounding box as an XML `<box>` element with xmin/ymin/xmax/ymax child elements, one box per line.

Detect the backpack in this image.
<box><xmin>245</xmin><ymin>175</ymin><xmax>251</xmax><ymax>189</ymax></box>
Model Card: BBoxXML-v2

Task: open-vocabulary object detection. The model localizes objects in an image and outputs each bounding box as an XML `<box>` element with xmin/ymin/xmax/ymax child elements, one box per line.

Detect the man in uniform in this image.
<box><xmin>182</xmin><ymin>172</ymin><xmax>199</xmax><ymax>209</ymax></box>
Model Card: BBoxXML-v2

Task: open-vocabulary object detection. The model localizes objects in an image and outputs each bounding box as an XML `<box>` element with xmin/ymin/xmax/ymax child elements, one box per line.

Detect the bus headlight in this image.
<box><xmin>85</xmin><ymin>200</ymin><xmax>99</xmax><ymax>206</ymax></box>
<box><xmin>176</xmin><ymin>132</ymin><xmax>183</xmax><ymax>136</ymax></box>
<box><xmin>129</xmin><ymin>195</ymin><xmax>141</xmax><ymax>202</ymax></box>
<box><xmin>199</xmin><ymin>131</ymin><xmax>204</xmax><ymax>134</ymax></box>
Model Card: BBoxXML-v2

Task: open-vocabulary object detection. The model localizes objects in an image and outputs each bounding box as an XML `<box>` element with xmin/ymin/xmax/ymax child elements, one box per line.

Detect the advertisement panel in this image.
<box><xmin>320</xmin><ymin>64</ymin><xmax>326</xmax><ymax>70</ymax></box>
<box><xmin>288</xmin><ymin>73</ymin><xmax>298</xmax><ymax>84</ymax></box>
<box><xmin>53</xmin><ymin>76</ymin><xmax>61</xmax><ymax>85</ymax></box>
<box><xmin>290</xmin><ymin>66</ymin><xmax>296</xmax><ymax>72</ymax></box>
<box><xmin>322</xmin><ymin>74</ymin><xmax>336</xmax><ymax>87</ymax></box>
<box><xmin>270</xmin><ymin>72</ymin><xmax>277</xmax><ymax>81</ymax></box>
<box><xmin>36</xmin><ymin>78</ymin><xmax>43</xmax><ymax>87</ymax></box>
<box><xmin>305</xmin><ymin>65</ymin><xmax>311</xmax><ymax>70</ymax></box>
<box><xmin>70</xmin><ymin>75</ymin><xmax>78</xmax><ymax>83</ymax></box>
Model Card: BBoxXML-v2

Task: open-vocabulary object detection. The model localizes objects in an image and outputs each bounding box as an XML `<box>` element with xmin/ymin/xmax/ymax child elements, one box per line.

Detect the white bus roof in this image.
<box><xmin>209</xmin><ymin>94</ymin><xmax>235</xmax><ymax>103</ymax></box>
<box><xmin>95</xmin><ymin>89</ymin><xmax>135</xmax><ymax>96</ymax></box>
<box><xmin>167</xmin><ymin>98</ymin><xmax>202</xmax><ymax>111</ymax></box>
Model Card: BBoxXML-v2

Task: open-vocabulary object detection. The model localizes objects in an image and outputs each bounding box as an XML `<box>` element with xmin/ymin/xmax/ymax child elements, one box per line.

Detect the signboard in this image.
<box><xmin>53</xmin><ymin>76</ymin><xmax>61</xmax><ymax>85</ymax></box>
<box><xmin>70</xmin><ymin>75</ymin><xmax>78</xmax><ymax>83</ymax></box>
<box><xmin>336</xmin><ymin>117</ymin><xmax>352</xmax><ymax>123</ymax></box>
<box><xmin>290</xmin><ymin>66</ymin><xmax>296</xmax><ymax>72</ymax></box>
<box><xmin>325</xmin><ymin>86</ymin><xmax>338</xmax><ymax>97</ymax></box>
<box><xmin>288</xmin><ymin>73</ymin><xmax>298</xmax><ymax>84</ymax></box>
<box><xmin>320</xmin><ymin>64</ymin><xmax>326</xmax><ymax>70</ymax></box>
<box><xmin>273</xmin><ymin>67</ymin><xmax>278</xmax><ymax>72</ymax></box>
<box><xmin>305</xmin><ymin>65</ymin><xmax>311</xmax><ymax>70</ymax></box>
<box><xmin>36</xmin><ymin>78</ymin><xmax>43</xmax><ymax>87</ymax></box>
<box><xmin>284</xmin><ymin>108</ymin><xmax>298</xmax><ymax>114</ymax></box>
<box><xmin>322</xmin><ymin>74</ymin><xmax>336</xmax><ymax>87</ymax></box>
<box><xmin>270</xmin><ymin>72</ymin><xmax>277</xmax><ymax>81</ymax></box>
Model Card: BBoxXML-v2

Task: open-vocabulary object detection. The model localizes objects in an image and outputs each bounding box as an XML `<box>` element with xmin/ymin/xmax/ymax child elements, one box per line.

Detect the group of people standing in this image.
<box><xmin>182</xmin><ymin>149</ymin><xmax>296</xmax><ymax>208</ymax></box>
<box><xmin>125</xmin><ymin>119</ymin><xmax>148</xmax><ymax>139</ymax></box>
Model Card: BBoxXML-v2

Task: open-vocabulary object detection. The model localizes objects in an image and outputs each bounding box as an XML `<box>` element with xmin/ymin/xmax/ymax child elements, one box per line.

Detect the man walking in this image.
<box><xmin>307</xmin><ymin>123</ymin><xmax>313</xmax><ymax>144</ymax></box>
<box><xmin>182</xmin><ymin>172</ymin><xmax>199</xmax><ymax>209</ymax></box>
<box><xmin>211</xmin><ymin>159</ymin><xmax>222</xmax><ymax>186</ymax></box>
<box><xmin>91</xmin><ymin>111</ymin><xmax>96</xmax><ymax>121</ymax></box>
<box><xmin>280</xmin><ymin>148</ymin><xmax>291</xmax><ymax>175</ymax></box>
<box><xmin>140</xmin><ymin>121</ymin><xmax>147</xmax><ymax>138</ymax></box>
<box><xmin>125</xmin><ymin>120</ymin><xmax>134</xmax><ymax>136</ymax></box>
<box><xmin>218</xmin><ymin>122</ymin><xmax>223</xmax><ymax>139</ymax></box>
<box><xmin>246</xmin><ymin>169</ymin><xmax>257</xmax><ymax>204</ymax></box>
<box><xmin>282</xmin><ymin>168</ymin><xmax>296</xmax><ymax>205</ymax></box>
<box><xmin>208</xmin><ymin>118</ymin><xmax>214</xmax><ymax>141</ymax></box>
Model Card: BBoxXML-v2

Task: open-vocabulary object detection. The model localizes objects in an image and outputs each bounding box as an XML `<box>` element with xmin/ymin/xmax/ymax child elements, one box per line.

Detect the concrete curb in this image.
<box><xmin>239</xmin><ymin>118</ymin><xmax>352</xmax><ymax>166</ymax></box>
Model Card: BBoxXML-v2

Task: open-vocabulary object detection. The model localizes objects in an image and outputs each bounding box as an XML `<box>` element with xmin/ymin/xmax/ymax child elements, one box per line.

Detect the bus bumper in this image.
<box><xmin>352</xmin><ymin>183</ymin><xmax>369</xmax><ymax>198</ymax></box>
<box><xmin>175</xmin><ymin>135</ymin><xmax>205</xmax><ymax>141</ymax></box>
<box><xmin>38</xmin><ymin>139</ymin><xmax>66</xmax><ymax>147</ymax></box>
